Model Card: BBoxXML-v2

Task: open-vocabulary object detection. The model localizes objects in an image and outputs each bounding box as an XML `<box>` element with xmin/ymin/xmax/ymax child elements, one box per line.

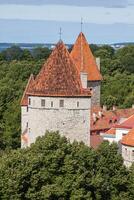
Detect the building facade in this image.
<box><xmin>21</xmin><ymin>41</ymin><xmax>91</xmax><ymax>148</ymax></box>
<box><xmin>121</xmin><ymin>128</ymin><xmax>134</xmax><ymax>167</ymax></box>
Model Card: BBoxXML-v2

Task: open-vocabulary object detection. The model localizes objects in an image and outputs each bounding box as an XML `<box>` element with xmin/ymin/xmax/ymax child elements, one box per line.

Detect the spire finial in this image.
<box><xmin>59</xmin><ymin>27</ymin><xmax>62</xmax><ymax>41</ymax></box>
<box><xmin>81</xmin><ymin>17</ymin><xmax>83</xmax><ymax>32</ymax></box>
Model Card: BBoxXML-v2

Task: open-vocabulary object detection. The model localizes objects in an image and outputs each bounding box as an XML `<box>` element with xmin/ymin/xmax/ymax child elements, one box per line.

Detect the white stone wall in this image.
<box><xmin>22</xmin><ymin>96</ymin><xmax>91</xmax><ymax>147</ymax></box>
<box><xmin>122</xmin><ymin>145</ymin><xmax>134</xmax><ymax>167</ymax></box>
<box><xmin>21</xmin><ymin>106</ymin><xmax>28</xmax><ymax>133</ymax></box>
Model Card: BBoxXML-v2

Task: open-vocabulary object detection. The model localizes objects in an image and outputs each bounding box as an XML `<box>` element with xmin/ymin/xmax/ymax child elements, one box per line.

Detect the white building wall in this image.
<box><xmin>122</xmin><ymin>145</ymin><xmax>134</xmax><ymax>167</ymax></box>
<box><xmin>23</xmin><ymin>96</ymin><xmax>91</xmax><ymax>147</ymax></box>
<box><xmin>101</xmin><ymin>134</ymin><xmax>116</xmax><ymax>143</ymax></box>
<box><xmin>116</xmin><ymin>128</ymin><xmax>130</xmax><ymax>142</ymax></box>
<box><xmin>21</xmin><ymin>106</ymin><xmax>28</xmax><ymax>133</ymax></box>
<box><xmin>102</xmin><ymin>128</ymin><xmax>130</xmax><ymax>144</ymax></box>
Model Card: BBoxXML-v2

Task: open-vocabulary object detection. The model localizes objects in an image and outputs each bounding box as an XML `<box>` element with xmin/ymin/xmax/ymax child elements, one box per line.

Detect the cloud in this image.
<box><xmin>0</xmin><ymin>4</ymin><xmax>133</xmax><ymax>25</ymax></box>
<box><xmin>0</xmin><ymin>0</ymin><xmax>130</xmax><ymax>8</ymax></box>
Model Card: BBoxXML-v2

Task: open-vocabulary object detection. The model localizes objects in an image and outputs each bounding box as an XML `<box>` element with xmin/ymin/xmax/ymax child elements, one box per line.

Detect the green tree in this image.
<box><xmin>3</xmin><ymin>46</ymin><xmax>23</xmax><ymax>61</ymax></box>
<box><xmin>0</xmin><ymin>132</ymin><xmax>130</xmax><ymax>200</ymax></box>
<box><xmin>32</xmin><ymin>47</ymin><xmax>51</xmax><ymax>60</ymax></box>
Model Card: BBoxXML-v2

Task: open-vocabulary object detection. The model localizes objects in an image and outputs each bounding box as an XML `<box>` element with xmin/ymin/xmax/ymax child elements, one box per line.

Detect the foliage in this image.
<box><xmin>0</xmin><ymin>132</ymin><xmax>130</xmax><ymax>200</ymax></box>
<box><xmin>0</xmin><ymin>60</ymin><xmax>43</xmax><ymax>150</ymax></box>
<box><xmin>0</xmin><ymin>45</ymin><xmax>51</xmax><ymax>61</ymax></box>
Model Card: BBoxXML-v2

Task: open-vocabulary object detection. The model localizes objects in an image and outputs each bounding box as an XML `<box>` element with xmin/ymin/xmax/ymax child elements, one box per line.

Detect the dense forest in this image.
<box><xmin>0</xmin><ymin>44</ymin><xmax>134</xmax><ymax>151</ymax></box>
<box><xmin>0</xmin><ymin>132</ymin><xmax>134</xmax><ymax>200</ymax></box>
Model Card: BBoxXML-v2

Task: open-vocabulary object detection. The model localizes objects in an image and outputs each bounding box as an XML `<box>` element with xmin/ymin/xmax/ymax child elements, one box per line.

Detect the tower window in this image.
<box><xmin>77</xmin><ymin>101</ymin><xmax>79</xmax><ymax>107</ymax></box>
<box><xmin>41</xmin><ymin>99</ymin><xmax>45</xmax><ymax>107</ymax></box>
<box><xmin>26</xmin><ymin>106</ymin><xmax>28</xmax><ymax>112</ymax></box>
<box><xmin>29</xmin><ymin>98</ymin><xmax>31</xmax><ymax>105</ymax></box>
<box><xmin>51</xmin><ymin>101</ymin><xmax>53</xmax><ymax>107</ymax></box>
<box><xmin>60</xmin><ymin>100</ymin><xmax>64</xmax><ymax>107</ymax></box>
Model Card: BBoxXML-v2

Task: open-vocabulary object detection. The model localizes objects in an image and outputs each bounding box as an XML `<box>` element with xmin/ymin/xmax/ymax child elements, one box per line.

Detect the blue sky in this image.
<box><xmin>0</xmin><ymin>0</ymin><xmax>134</xmax><ymax>44</ymax></box>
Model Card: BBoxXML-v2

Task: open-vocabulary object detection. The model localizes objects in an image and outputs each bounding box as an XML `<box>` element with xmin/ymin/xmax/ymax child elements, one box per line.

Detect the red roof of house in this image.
<box><xmin>21</xmin><ymin>74</ymin><xmax>34</xmax><ymax>106</ymax></box>
<box><xmin>105</xmin><ymin>128</ymin><xmax>116</xmax><ymax>135</ymax></box>
<box><xmin>91</xmin><ymin>107</ymin><xmax>134</xmax><ymax>132</ymax></box>
<box><xmin>70</xmin><ymin>32</ymin><xmax>102</xmax><ymax>81</ymax></box>
<box><xmin>28</xmin><ymin>41</ymin><xmax>91</xmax><ymax>97</ymax></box>
<box><xmin>121</xmin><ymin>128</ymin><xmax>134</xmax><ymax>147</ymax></box>
<box><xmin>115</xmin><ymin>114</ymin><xmax>134</xmax><ymax>129</ymax></box>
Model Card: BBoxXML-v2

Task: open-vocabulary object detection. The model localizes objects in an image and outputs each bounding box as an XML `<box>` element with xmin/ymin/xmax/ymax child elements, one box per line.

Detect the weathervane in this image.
<box><xmin>81</xmin><ymin>17</ymin><xmax>83</xmax><ymax>32</ymax></box>
<box><xmin>59</xmin><ymin>27</ymin><xmax>62</xmax><ymax>41</ymax></box>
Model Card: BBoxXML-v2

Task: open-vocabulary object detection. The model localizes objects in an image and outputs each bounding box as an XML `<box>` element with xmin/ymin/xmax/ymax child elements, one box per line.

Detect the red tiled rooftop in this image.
<box><xmin>91</xmin><ymin>106</ymin><xmax>134</xmax><ymax>132</ymax></box>
<box><xmin>105</xmin><ymin>128</ymin><xmax>116</xmax><ymax>135</ymax></box>
<box><xmin>28</xmin><ymin>41</ymin><xmax>91</xmax><ymax>97</ymax></box>
<box><xmin>121</xmin><ymin>128</ymin><xmax>134</xmax><ymax>147</ymax></box>
<box><xmin>70</xmin><ymin>32</ymin><xmax>102</xmax><ymax>81</ymax></box>
<box><xmin>115</xmin><ymin>114</ymin><xmax>134</xmax><ymax>129</ymax></box>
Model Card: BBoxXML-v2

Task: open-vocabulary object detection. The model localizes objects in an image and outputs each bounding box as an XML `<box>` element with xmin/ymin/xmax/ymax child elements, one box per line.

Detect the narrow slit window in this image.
<box><xmin>41</xmin><ymin>99</ymin><xmax>45</xmax><ymax>107</ymax></box>
<box><xmin>27</xmin><ymin>106</ymin><xmax>28</xmax><ymax>112</ymax></box>
<box><xmin>60</xmin><ymin>100</ymin><xmax>64</xmax><ymax>107</ymax></box>
<box><xmin>29</xmin><ymin>98</ymin><xmax>31</xmax><ymax>105</ymax></box>
<box><xmin>51</xmin><ymin>101</ymin><xmax>53</xmax><ymax>107</ymax></box>
<box><xmin>132</xmin><ymin>150</ymin><xmax>134</xmax><ymax>160</ymax></box>
<box><xmin>77</xmin><ymin>101</ymin><xmax>79</xmax><ymax>107</ymax></box>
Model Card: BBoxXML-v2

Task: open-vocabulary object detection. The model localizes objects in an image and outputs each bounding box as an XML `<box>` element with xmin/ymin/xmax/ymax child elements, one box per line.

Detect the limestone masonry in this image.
<box><xmin>21</xmin><ymin>32</ymin><xmax>102</xmax><ymax>147</ymax></box>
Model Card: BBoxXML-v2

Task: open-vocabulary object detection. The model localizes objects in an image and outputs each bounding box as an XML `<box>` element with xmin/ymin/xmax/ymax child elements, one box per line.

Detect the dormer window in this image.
<box><xmin>41</xmin><ymin>99</ymin><xmax>45</xmax><ymax>107</ymax></box>
<box><xmin>60</xmin><ymin>100</ymin><xmax>64</xmax><ymax>107</ymax></box>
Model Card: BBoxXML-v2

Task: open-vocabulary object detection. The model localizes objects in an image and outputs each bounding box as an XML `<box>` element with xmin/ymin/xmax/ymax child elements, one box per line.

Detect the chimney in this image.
<box><xmin>98</xmin><ymin>111</ymin><xmax>103</xmax><ymax>118</ymax></box>
<box><xmin>96</xmin><ymin>57</ymin><xmax>100</xmax><ymax>71</ymax></box>
<box><xmin>93</xmin><ymin>113</ymin><xmax>97</xmax><ymax>122</ymax></box>
<box><xmin>113</xmin><ymin>105</ymin><xmax>117</xmax><ymax>111</ymax></box>
<box><xmin>103</xmin><ymin>105</ymin><xmax>107</xmax><ymax>111</ymax></box>
<box><xmin>80</xmin><ymin>72</ymin><xmax>88</xmax><ymax>89</ymax></box>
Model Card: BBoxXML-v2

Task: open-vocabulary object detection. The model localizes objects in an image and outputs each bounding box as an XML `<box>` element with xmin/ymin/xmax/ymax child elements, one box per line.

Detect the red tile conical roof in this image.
<box><xmin>70</xmin><ymin>32</ymin><xmax>102</xmax><ymax>81</ymax></box>
<box><xmin>28</xmin><ymin>41</ymin><xmax>91</xmax><ymax>97</ymax></box>
<box><xmin>21</xmin><ymin>74</ymin><xmax>34</xmax><ymax>106</ymax></box>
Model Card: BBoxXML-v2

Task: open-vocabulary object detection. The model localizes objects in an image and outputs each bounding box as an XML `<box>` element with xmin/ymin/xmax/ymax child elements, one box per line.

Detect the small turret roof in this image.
<box><xmin>70</xmin><ymin>32</ymin><xmax>102</xmax><ymax>81</ymax></box>
<box><xmin>28</xmin><ymin>41</ymin><xmax>91</xmax><ymax>97</ymax></box>
<box><xmin>21</xmin><ymin>74</ymin><xmax>34</xmax><ymax>106</ymax></box>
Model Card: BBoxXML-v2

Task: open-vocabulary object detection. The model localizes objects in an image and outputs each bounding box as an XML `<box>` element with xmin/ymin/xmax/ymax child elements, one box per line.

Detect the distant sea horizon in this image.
<box><xmin>0</xmin><ymin>42</ymin><xmax>134</xmax><ymax>52</ymax></box>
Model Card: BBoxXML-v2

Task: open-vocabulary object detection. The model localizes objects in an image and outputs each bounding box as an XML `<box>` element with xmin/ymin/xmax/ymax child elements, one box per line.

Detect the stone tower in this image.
<box><xmin>70</xmin><ymin>32</ymin><xmax>102</xmax><ymax>106</ymax></box>
<box><xmin>21</xmin><ymin>41</ymin><xmax>91</xmax><ymax>148</ymax></box>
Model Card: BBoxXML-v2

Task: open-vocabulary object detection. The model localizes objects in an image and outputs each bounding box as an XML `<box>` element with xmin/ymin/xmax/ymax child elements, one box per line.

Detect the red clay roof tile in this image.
<box><xmin>70</xmin><ymin>32</ymin><xmax>102</xmax><ymax>81</ymax></box>
<box><xmin>28</xmin><ymin>41</ymin><xmax>91</xmax><ymax>97</ymax></box>
<box><xmin>115</xmin><ymin>114</ymin><xmax>134</xmax><ymax>129</ymax></box>
<box><xmin>91</xmin><ymin>107</ymin><xmax>134</xmax><ymax>131</ymax></box>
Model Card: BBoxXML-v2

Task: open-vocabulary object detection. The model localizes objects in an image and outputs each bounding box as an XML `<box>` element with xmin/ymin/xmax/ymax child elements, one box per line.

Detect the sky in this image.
<box><xmin>0</xmin><ymin>0</ymin><xmax>134</xmax><ymax>44</ymax></box>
